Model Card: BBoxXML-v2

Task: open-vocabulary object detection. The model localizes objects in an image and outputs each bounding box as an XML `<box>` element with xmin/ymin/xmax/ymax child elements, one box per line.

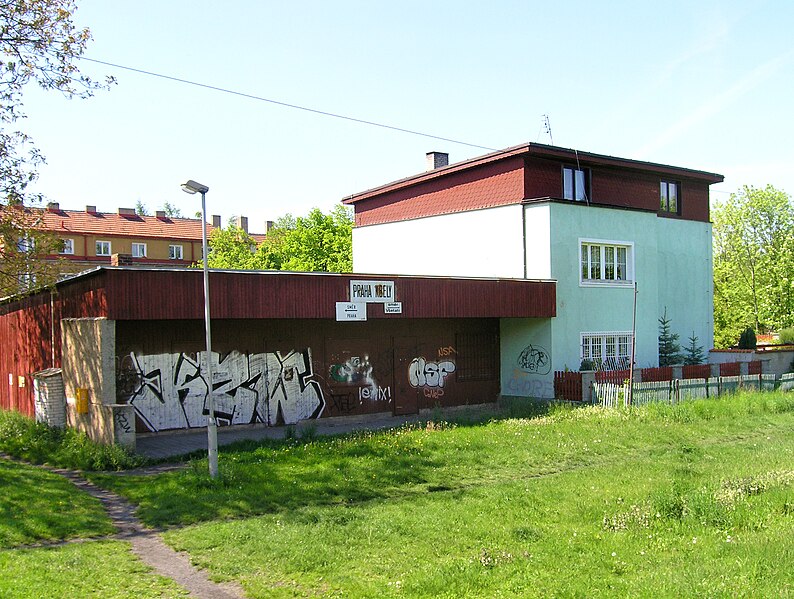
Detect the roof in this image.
<box><xmin>27</xmin><ymin>207</ymin><xmax>267</xmax><ymax>243</ymax></box>
<box><xmin>0</xmin><ymin>266</ymin><xmax>557</xmax><ymax>320</ymax></box>
<box><xmin>343</xmin><ymin>142</ymin><xmax>724</xmax><ymax>204</ymax></box>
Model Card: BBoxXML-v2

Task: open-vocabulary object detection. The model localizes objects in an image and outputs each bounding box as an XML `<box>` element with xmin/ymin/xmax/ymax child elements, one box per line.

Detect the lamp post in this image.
<box><xmin>180</xmin><ymin>179</ymin><xmax>219</xmax><ymax>478</ymax></box>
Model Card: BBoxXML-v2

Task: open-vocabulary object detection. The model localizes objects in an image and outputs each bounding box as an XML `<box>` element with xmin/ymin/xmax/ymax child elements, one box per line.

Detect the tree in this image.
<box><xmin>683</xmin><ymin>332</ymin><xmax>705</xmax><ymax>365</ymax></box>
<box><xmin>737</xmin><ymin>327</ymin><xmax>757</xmax><ymax>350</ymax></box>
<box><xmin>135</xmin><ymin>200</ymin><xmax>149</xmax><ymax>216</ymax></box>
<box><xmin>161</xmin><ymin>201</ymin><xmax>182</xmax><ymax>218</ymax></box>
<box><xmin>206</xmin><ymin>206</ymin><xmax>353</xmax><ymax>273</ymax></box>
<box><xmin>658</xmin><ymin>307</ymin><xmax>682</xmax><ymax>366</ymax></box>
<box><xmin>0</xmin><ymin>0</ymin><xmax>112</xmax><ymax>296</ymax></box>
<box><xmin>713</xmin><ymin>185</ymin><xmax>794</xmax><ymax>348</ymax></box>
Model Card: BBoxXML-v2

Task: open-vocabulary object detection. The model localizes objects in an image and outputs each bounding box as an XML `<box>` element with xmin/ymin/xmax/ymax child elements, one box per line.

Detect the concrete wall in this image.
<box><xmin>500</xmin><ymin>318</ymin><xmax>554</xmax><ymax>398</ymax></box>
<box><xmin>352</xmin><ymin>204</ymin><xmax>525</xmax><ymax>277</ymax></box>
<box><xmin>710</xmin><ymin>348</ymin><xmax>794</xmax><ymax>378</ymax></box>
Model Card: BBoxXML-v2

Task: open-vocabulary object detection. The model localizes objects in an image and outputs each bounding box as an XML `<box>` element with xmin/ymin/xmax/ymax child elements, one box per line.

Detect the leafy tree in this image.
<box><xmin>204</xmin><ymin>225</ymin><xmax>258</xmax><ymax>270</ymax></box>
<box><xmin>713</xmin><ymin>185</ymin><xmax>794</xmax><ymax>347</ymax></box>
<box><xmin>658</xmin><ymin>307</ymin><xmax>682</xmax><ymax>366</ymax></box>
<box><xmin>0</xmin><ymin>0</ymin><xmax>112</xmax><ymax>296</ymax></box>
<box><xmin>161</xmin><ymin>202</ymin><xmax>182</xmax><ymax>218</ymax></box>
<box><xmin>683</xmin><ymin>332</ymin><xmax>705</xmax><ymax>365</ymax></box>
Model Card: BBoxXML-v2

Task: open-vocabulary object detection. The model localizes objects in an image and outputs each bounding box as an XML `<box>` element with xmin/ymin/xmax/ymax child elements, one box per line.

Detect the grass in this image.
<box><xmin>0</xmin><ymin>410</ymin><xmax>147</xmax><ymax>471</ymax></box>
<box><xmin>0</xmin><ymin>541</ymin><xmax>189</xmax><ymax>598</ymax></box>
<box><xmin>0</xmin><ymin>458</ymin><xmax>114</xmax><ymax>548</ymax></box>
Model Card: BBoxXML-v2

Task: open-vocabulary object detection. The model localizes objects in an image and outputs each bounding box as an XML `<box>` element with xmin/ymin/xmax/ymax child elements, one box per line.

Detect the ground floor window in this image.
<box><xmin>580</xmin><ymin>331</ymin><xmax>632</xmax><ymax>370</ymax></box>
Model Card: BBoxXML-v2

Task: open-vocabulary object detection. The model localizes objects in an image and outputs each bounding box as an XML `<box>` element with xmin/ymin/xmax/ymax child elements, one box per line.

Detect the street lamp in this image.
<box><xmin>180</xmin><ymin>179</ymin><xmax>219</xmax><ymax>478</ymax></box>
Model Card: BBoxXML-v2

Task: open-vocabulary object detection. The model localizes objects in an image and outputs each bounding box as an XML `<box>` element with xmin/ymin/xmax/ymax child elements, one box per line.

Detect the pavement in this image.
<box><xmin>135</xmin><ymin>403</ymin><xmax>501</xmax><ymax>460</ymax></box>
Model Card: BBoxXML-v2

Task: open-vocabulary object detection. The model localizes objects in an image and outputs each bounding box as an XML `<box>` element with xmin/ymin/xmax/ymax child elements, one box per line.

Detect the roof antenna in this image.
<box><xmin>542</xmin><ymin>114</ymin><xmax>554</xmax><ymax>146</ymax></box>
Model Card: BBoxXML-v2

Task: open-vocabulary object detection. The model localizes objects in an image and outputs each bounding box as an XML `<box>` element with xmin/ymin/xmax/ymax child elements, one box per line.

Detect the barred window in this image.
<box><xmin>455</xmin><ymin>332</ymin><xmax>498</xmax><ymax>382</ymax></box>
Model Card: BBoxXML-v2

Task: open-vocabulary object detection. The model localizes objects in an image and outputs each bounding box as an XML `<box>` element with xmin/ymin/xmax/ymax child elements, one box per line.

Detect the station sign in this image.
<box><xmin>384</xmin><ymin>302</ymin><xmax>402</xmax><ymax>314</ymax></box>
<box><xmin>335</xmin><ymin>302</ymin><xmax>367</xmax><ymax>321</ymax></box>
<box><xmin>349</xmin><ymin>280</ymin><xmax>395</xmax><ymax>304</ymax></box>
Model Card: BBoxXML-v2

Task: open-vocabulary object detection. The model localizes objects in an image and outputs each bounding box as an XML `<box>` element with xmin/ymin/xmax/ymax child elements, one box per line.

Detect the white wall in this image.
<box><xmin>524</xmin><ymin>204</ymin><xmax>552</xmax><ymax>279</ymax></box>
<box><xmin>352</xmin><ymin>205</ymin><xmax>526</xmax><ymax>277</ymax></box>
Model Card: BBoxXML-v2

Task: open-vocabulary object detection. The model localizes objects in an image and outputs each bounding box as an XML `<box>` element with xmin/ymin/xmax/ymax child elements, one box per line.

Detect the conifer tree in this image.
<box><xmin>683</xmin><ymin>332</ymin><xmax>705</xmax><ymax>365</ymax></box>
<box><xmin>658</xmin><ymin>307</ymin><xmax>682</xmax><ymax>366</ymax></box>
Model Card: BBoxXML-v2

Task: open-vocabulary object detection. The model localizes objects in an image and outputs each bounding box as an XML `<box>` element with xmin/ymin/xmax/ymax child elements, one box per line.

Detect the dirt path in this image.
<box><xmin>5</xmin><ymin>455</ymin><xmax>245</xmax><ymax>599</ymax></box>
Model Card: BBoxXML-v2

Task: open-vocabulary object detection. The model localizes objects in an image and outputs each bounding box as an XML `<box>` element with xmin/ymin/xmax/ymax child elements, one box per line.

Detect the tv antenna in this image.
<box><xmin>542</xmin><ymin>114</ymin><xmax>554</xmax><ymax>145</ymax></box>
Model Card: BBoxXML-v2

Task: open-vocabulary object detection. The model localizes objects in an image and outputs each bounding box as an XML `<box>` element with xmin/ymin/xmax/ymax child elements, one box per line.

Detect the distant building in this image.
<box><xmin>34</xmin><ymin>203</ymin><xmax>266</xmax><ymax>272</ymax></box>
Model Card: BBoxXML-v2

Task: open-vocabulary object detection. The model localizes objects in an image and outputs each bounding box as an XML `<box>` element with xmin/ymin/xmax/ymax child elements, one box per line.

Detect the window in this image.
<box><xmin>660</xmin><ymin>181</ymin><xmax>680</xmax><ymax>214</ymax></box>
<box><xmin>131</xmin><ymin>243</ymin><xmax>147</xmax><ymax>258</ymax></box>
<box><xmin>96</xmin><ymin>240</ymin><xmax>111</xmax><ymax>256</ymax></box>
<box><xmin>581</xmin><ymin>332</ymin><xmax>632</xmax><ymax>370</ymax></box>
<box><xmin>16</xmin><ymin>236</ymin><xmax>34</xmax><ymax>252</ymax></box>
<box><xmin>580</xmin><ymin>239</ymin><xmax>633</xmax><ymax>285</ymax></box>
<box><xmin>60</xmin><ymin>238</ymin><xmax>74</xmax><ymax>255</ymax></box>
<box><xmin>169</xmin><ymin>244</ymin><xmax>183</xmax><ymax>260</ymax></box>
<box><xmin>455</xmin><ymin>332</ymin><xmax>498</xmax><ymax>382</ymax></box>
<box><xmin>563</xmin><ymin>166</ymin><xmax>590</xmax><ymax>201</ymax></box>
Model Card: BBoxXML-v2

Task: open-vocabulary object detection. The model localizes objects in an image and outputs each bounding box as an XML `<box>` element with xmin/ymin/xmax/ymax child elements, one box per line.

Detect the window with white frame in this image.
<box><xmin>59</xmin><ymin>238</ymin><xmax>74</xmax><ymax>255</ymax></box>
<box><xmin>580</xmin><ymin>239</ymin><xmax>633</xmax><ymax>285</ymax></box>
<box><xmin>563</xmin><ymin>165</ymin><xmax>590</xmax><ymax>202</ymax></box>
<box><xmin>96</xmin><ymin>240</ymin><xmax>111</xmax><ymax>256</ymax></box>
<box><xmin>169</xmin><ymin>244</ymin><xmax>183</xmax><ymax>260</ymax></box>
<box><xmin>660</xmin><ymin>180</ymin><xmax>680</xmax><ymax>214</ymax></box>
<box><xmin>581</xmin><ymin>332</ymin><xmax>632</xmax><ymax>371</ymax></box>
<box><xmin>131</xmin><ymin>242</ymin><xmax>147</xmax><ymax>258</ymax></box>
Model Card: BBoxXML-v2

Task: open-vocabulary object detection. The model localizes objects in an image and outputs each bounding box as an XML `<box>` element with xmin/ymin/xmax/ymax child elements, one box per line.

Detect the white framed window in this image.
<box><xmin>660</xmin><ymin>180</ymin><xmax>680</xmax><ymax>214</ymax></box>
<box><xmin>169</xmin><ymin>244</ymin><xmax>183</xmax><ymax>260</ymax></box>
<box><xmin>579</xmin><ymin>238</ymin><xmax>633</xmax><ymax>286</ymax></box>
<box><xmin>581</xmin><ymin>331</ymin><xmax>633</xmax><ymax>371</ymax></box>
<box><xmin>563</xmin><ymin>165</ymin><xmax>590</xmax><ymax>201</ymax></box>
<box><xmin>96</xmin><ymin>240</ymin><xmax>111</xmax><ymax>256</ymax></box>
<box><xmin>60</xmin><ymin>238</ymin><xmax>75</xmax><ymax>255</ymax></box>
<box><xmin>131</xmin><ymin>242</ymin><xmax>147</xmax><ymax>258</ymax></box>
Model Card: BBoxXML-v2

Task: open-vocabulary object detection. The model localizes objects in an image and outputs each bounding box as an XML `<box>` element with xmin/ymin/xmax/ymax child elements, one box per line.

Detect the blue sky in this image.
<box><xmin>21</xmin><ymin>0</ymin><xmax>794</xmax><ymax>232</ymax></box>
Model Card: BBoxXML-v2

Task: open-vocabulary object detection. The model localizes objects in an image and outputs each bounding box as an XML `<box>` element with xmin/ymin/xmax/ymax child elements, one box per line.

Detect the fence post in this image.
<box><xmin>739</xmin><ymin>362</ymin><xmax>749</xmax><ymax>376</ymax></box>
<box><xmin>581</xmin><ymin>371</ymin><xmax>596</xmax><ymax>403</ymax></box>
<box><xmin>672</xmin><ymin>365</ymin><xmax>683</xmax><ymax>380</ymax></box>
<box><xmin>710</xmin><ymin>363</ymin><xmax>720</xmax><ymax>378</ymax></box>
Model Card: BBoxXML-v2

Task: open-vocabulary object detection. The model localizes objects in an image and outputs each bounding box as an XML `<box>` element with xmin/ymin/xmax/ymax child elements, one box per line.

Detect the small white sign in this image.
<box><xmin>384</xmin><ymin>302</ymin><xmax>402</xmax><ymax>314</ymax></box>
<box><xmin>350</xmin><ymin>280</ymin><xmax>395</xmax><ymax>303</ymax></box>
<box><xmin>336</xmin><ymin>302</ymin><xmax>367</xmax><ymax>321</ymax></box>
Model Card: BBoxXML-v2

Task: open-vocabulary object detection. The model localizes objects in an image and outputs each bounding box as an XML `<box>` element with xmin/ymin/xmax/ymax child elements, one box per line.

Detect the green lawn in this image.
<box><xmin>0</xmin><ymin>541</ymin><xmax>189</xmax><ymax>598</ymax></box>
<box><xmin>0</xmin><ymin>458</ymin><xmax>114</xmax><ymax>547</ymax></box>
<box><xmin>85</xmin><ymin>391</ymin><xmax>794</xmax><ymax>597</ymax></box>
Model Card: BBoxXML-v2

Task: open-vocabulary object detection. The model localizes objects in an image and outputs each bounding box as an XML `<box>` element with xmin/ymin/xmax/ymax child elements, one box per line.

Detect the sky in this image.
<box><xmin>19</xmin><ymin>0</ymin><xmax>794</xmax><ymax>233</ymax></box>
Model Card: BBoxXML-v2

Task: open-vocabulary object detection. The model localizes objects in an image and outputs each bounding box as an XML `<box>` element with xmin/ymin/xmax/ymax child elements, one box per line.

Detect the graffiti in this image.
<box><xmin>359</xmin><ymin>386</ymin><xmax>391</xmax><ymax>402</ymax></box>
<box><xmin>505</xmin><ymin>368</ymin><xmax>554</xmax><ymax>398</ymax></box>
<box><xmin>437</xmin><ymin>346</ymin><xmax>456</xmax><ymax>358</ymax></box>
<box><xmin>409</xmin><ymin>357</ymin><xmax>456</xmax><ymax>388</ymax></box>
<box><xmin>517</xmin><ymin>344</ymin><xmax>551</xmax><ymax>375</ymax></box>
<box><xmin>114</xmin><ymin>411</ymin><xmax>132</xmax><ymax>434</ymax></box>
<box><xmin>117</xmin><ymin>348</ymin><xmax>324</xmax><ymax>432</ymax></box>
<box><xmin>330</xmin><ymin>356</ymin><xmax>373</xmax><ymax>386</ymax></box>
<box><xmin>423</xmin><ymin>387</ymin><xmax>444</xmax><ymax>400</ymax></box>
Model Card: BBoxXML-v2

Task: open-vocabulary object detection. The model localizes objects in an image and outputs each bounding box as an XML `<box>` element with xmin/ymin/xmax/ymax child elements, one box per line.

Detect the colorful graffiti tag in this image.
<box><xmin>408</xmin><ymin>356</ymin><xmax>456</xmax><ymax>399</ymax></box>
<box><xmin>116</xmin><ymin>348</ymin><xmax>325</xmax><ymax>432</ymax></box>
<box><xmin>328</xmin><ymin>355</ymin><xmax>392</xmax><ymax>411</ymax></box>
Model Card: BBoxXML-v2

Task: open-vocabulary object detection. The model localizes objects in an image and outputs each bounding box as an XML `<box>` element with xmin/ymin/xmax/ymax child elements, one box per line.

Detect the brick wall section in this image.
<box><xmin>353</xmin><ymin>157</ymin><xmax>525</xmax><ymax>226</ymax></box>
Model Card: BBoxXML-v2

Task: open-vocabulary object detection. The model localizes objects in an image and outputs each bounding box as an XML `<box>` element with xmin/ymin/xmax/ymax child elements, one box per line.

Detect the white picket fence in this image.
<box><xmin>594</xmin><ymin>374</ymin><xmax>780</xmax><ymax>408</ymax></box>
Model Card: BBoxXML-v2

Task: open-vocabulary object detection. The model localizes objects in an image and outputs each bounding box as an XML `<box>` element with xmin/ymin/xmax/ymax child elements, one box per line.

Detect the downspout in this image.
<box><xmin>522</xmin><ymin>204</ymin><xmax>527</xmax><ymax>279</ymax></box>
<box><xmin>50</xmin><ymin>289</ymin><xmax>56</xmax><ymax>367</ymax></box>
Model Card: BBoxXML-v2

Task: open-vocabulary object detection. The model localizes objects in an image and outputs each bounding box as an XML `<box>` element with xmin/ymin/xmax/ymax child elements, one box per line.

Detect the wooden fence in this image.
<box><xmin>594</xmin><ymin>374</ymin><xmax>779</xmax><ymax>408</ymax></box>
<box><xmin>554</xmin><ymin>371</ymin><xmax>582</xmax><ymax>401</ymax></box>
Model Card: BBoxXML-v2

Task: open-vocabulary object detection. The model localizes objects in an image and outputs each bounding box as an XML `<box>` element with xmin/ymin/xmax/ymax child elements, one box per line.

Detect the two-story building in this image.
<box><xmin>344</xmin><ymin>143</ymin><xmax>723</xmax><ymax>398</ymax></box>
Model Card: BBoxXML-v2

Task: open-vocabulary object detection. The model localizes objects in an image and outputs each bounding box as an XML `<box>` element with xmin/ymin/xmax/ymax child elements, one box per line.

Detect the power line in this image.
<box><xmin>79</xmin><ymin>56</ymin><xmax>497</xmax><ymax>152</ymax></box>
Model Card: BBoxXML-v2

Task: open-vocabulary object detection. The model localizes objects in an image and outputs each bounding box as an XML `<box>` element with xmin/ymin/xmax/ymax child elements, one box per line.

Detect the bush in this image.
<box><xmin>738</xmin><ymin>327</ymin><xmax>757</xmax><ymax>349</ymax></box>
<box><xmin>0</xmin><ymin>410</ymin><xmax>146</xmax><ymax>471</ymax></box>
<box><xmin>780</xmin><ymin>327</ymin><xmax>794</xmax><ymax>345</ymax></box>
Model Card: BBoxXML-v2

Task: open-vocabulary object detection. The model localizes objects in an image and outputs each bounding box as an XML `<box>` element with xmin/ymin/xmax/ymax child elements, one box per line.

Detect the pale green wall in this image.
<box><xmin>537</xmin><ymin>202</ymin><xmax>712</xmax><ymax>371</ymax></box>
<box><xmin>500</xmin><ymin>318</ymin><xmax>554</xmax><ymax>398</ymax></box>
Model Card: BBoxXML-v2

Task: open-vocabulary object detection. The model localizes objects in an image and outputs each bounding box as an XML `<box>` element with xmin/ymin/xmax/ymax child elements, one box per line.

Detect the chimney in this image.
<box><xmin>266</xmin><ymin>220</ymin><xmax>274</xmax><ymax>233</ymax></box>
<box><xmin>118</xmin><ymin>207</ymin><xmax>136</xmax><ymax>216</ymax></box>
<box><xmin>211</xmin><ymin>215</ymin><xmax>221</xmax><ymax>229</ymax></box>
<box><xmin>85</xmin><ymin>205</ymin><xmax>97</xmax><ymax>214</ymax></box>
<box><xmin>235</xmin><ymin>215</ymin><xmax>249</xmax><ymax>233</ymax></box>
<box><xmin>156</xmin><ymin>210</ymin><xmax>167</xmax><ymax>220</ymax></box>
<box><xmin>426</xmin><ymin>151</ymin><xmax>449</xmax><ymax>171</ymax></box>
<box><xmin>46</xmin><ymin>202</ymin><xmax>60</xmax><ymax>212</ymax></box>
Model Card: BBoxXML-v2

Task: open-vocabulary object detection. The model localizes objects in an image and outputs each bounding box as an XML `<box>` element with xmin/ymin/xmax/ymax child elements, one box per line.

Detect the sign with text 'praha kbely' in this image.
<box><xmin>349</xmin><ymin>280</ymin><xmax>395</xmax><ymax>303</ymax></box>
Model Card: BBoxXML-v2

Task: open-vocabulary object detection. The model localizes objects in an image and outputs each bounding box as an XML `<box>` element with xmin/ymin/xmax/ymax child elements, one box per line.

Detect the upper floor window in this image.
<box><xmin>96</xmin><ymin>240</ymin><xmax>111</xmax><ymax>256</ymax></box>
<box><xmin>131</xmin><ymin>242</ymin><xmax>147</xmax><ymax>258</ymax></box>
<box><xmin>563</xmin><ymin>166</ymin><xmax>590</xmax><ymax>202</ymax></box>
<box><xmin>580</xmin><ymin>239</ymin><xmax>633</xmax><ymax>285</ymax></box>
<box><xmin>60</xmin><ymin>239</ymin><xmax>74</xmax><ymax>255</ymax></box>
<box><xmin>169</xmin><ymin>244</ymin><xmax>183</xmax><ymax>260</ymax></box>
<box><xmin>660</xmin><ymin>181</ymin><xmax>680</xmax><ymax>214</ymax></box>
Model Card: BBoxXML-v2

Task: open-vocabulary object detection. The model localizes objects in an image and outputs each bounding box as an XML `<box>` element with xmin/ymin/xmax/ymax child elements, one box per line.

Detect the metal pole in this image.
<box><xmin>200</xmin><ymin>190</ymin><xmax>219</xmax><ymax>478</ymax></box>
<box><xmin>628</xmin><ymin>281</ymin><xmax>638</xmax><ymax>406</ymax></box>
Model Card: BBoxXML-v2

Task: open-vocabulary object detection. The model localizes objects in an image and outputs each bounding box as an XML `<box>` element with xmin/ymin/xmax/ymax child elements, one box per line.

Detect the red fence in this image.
<box><xmin>641</xmin><ymin>366</ymin><xmax>672</xmax><ymax>382</ymax></box>
<box><xmin>595</xmin><ymin>369</ymin><xmax>631</xmax><ymax>384</ymax></box>
<box><xmin>719</xmin><ymin>362</ymin><xmax>741</xmax><ymax>376</ymax></box>
<box><xmin>682</xmin><ymin>364</ymin><xmax>711</xmax><ymax>379</ymax></box>
<box><xmin>554</xmin><ymin>371</ymin><xmax>582</xmax><ymax>401</ymax></box>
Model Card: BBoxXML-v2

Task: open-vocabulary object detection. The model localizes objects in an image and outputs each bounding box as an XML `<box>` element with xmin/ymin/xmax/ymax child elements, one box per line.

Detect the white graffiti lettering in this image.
<box><xmin>408</xmin><ymin>357</ymin><xmax>456</xmax><ymax>388</ymax></box>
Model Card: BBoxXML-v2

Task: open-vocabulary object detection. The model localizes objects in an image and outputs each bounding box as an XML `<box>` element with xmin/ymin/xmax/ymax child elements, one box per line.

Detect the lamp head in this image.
<box><xmin>181</xmin><ymin>180</ymin><xmax>209</xmax><ymax>195</ymax></box>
